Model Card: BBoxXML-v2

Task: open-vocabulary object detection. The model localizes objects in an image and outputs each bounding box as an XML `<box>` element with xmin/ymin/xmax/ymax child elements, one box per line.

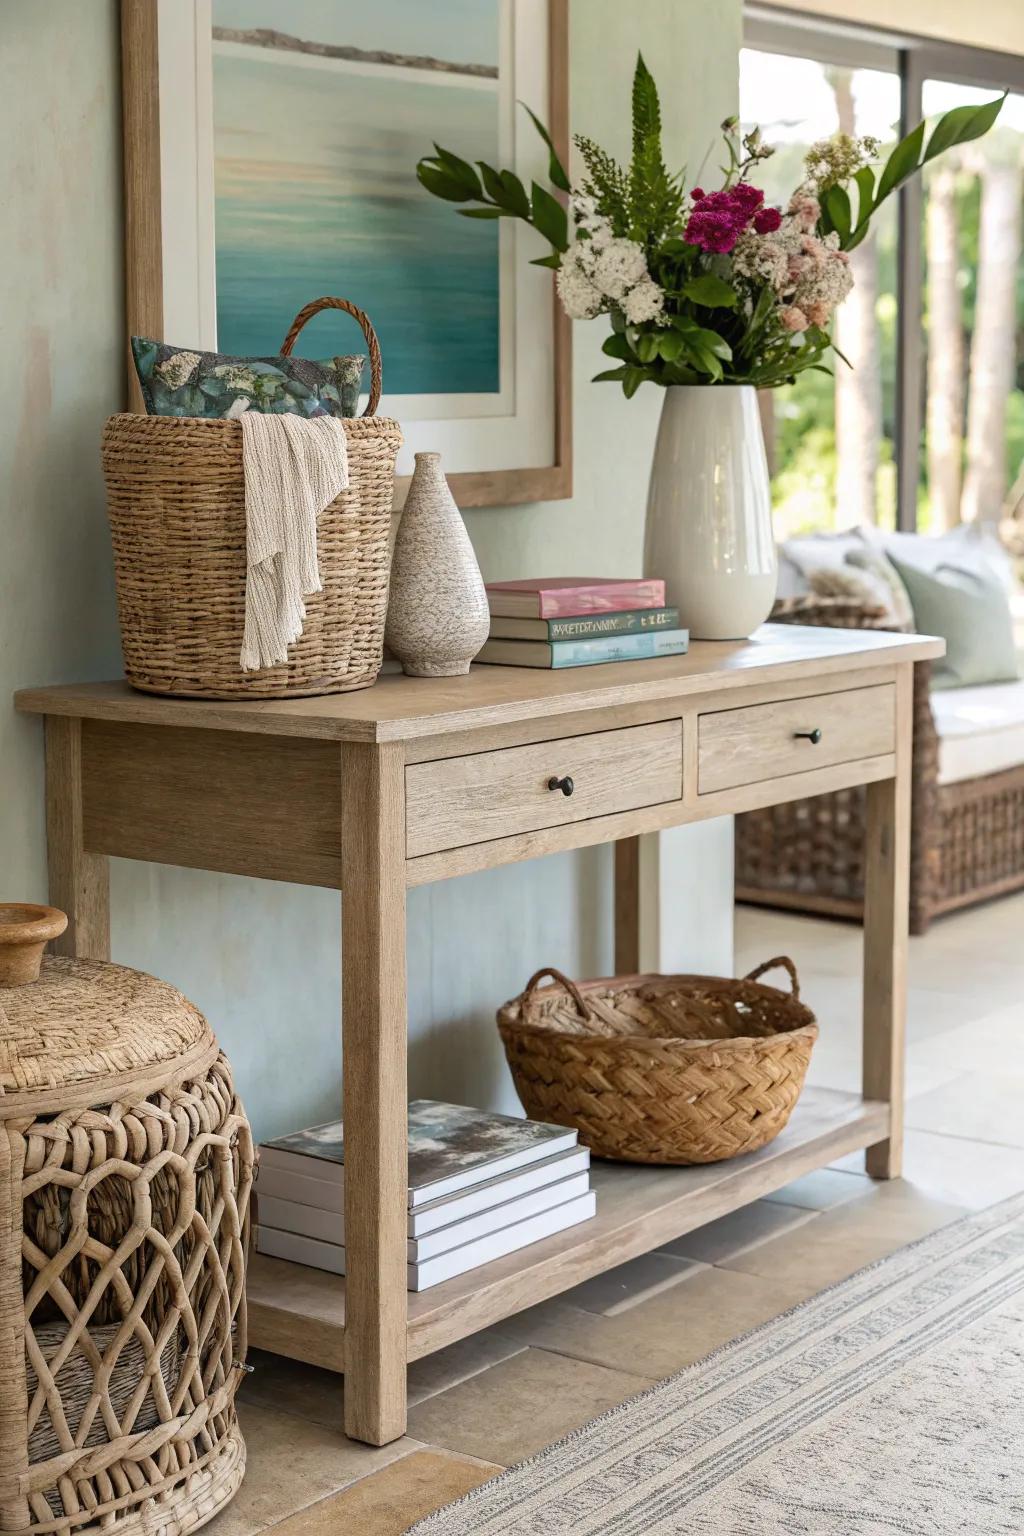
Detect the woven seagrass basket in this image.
<box><xmin>497</xmin><ymin>958</ymin><xmax>818</xmax><ymax>1165</ymax></box>
<box><xmin>103</xmin><ymin>296</ymin><xmax>403</xmax><ymax>699</ymax></box>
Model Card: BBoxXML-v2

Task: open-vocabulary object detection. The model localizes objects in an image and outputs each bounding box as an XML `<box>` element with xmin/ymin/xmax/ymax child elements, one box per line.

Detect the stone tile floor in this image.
<box><xmin>211</xmin><ymin>895</ymin><xmax>1024</xmax><ymax>1535</ymax></box>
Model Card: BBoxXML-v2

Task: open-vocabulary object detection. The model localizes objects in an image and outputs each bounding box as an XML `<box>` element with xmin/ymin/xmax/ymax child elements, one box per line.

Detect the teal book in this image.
<box><xmin>488</xmin><ymin>606</ymin><xmax>681</xmax><ymax>643</ymax></box>
<box><xmin>476</xmin><ymin>627</ymin><xmax>690</xmax><ymax>669</ymax></box>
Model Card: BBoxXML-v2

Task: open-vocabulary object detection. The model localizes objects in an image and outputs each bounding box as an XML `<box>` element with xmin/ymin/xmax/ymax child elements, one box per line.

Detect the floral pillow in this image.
<box><xmin>131</xmin><ymin>337</ymin><xmax>364</xmax><ymax>420</ymax></box>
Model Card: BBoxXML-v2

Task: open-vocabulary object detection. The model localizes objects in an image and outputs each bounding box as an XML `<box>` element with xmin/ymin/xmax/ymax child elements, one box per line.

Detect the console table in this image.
<box><xmin>16</xmin><ymin>623</ymin><xmax>942</xmax><ymax>1447</ymax></box>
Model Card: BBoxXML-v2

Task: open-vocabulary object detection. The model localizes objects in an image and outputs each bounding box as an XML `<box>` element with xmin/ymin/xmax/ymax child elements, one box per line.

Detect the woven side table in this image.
<box><xmin>0</xmin><ymin>905</ymin><xmax>254</xmax><ymax>1536</ymax></box>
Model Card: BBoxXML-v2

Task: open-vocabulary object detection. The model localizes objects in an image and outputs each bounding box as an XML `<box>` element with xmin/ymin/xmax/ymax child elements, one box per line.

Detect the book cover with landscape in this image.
<box><xmin>261</xmin><ymin>1100</ymin><xmax>578</xmax><ymax>1206</ymax></box>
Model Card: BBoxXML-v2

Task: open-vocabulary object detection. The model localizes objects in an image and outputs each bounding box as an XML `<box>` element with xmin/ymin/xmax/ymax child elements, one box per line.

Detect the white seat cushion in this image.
<box><xmin>932</xmin><ymin>679</ymin><xmax>1024</xmax><ymax>785</ymax></box>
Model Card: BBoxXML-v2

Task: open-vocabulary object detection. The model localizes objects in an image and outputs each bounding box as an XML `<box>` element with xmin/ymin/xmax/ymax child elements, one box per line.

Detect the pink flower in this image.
<box><xmin>805</xmin><ymin>300</ymin><xmax>830</xmax><ymax>326</ymax></box>
<box><xmin>788</xmin><ymin>194</ymin><xmax>820</xmax><ymax>232</ymax></box>
<box><xmin>780</xmin><ymin>306</ymin><xmax>809</xmax><ymax>332</ymax></box>
<box><xmin>754</xmin><ymin>206</ymin><xmax>782</xmax><ymax>233</ymax></box>
<box><xmin>685</xmin><ymin>183</ymin><xmax>766</xmax><ymax>254</ymax></box>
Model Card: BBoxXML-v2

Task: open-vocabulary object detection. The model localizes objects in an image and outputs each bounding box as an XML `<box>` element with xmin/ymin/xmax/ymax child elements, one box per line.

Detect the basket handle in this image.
<box><xmin>520</xmin><ymin>967</ymin><xmax>592</xmax><ymax>1020</ymax></box>
<box><xmin>279</xmin><ymin>296</ymin><xmax>382</xmax><ymax>418</ymax></box>
<box><xmin>743</xmin><ymin>956</ymin><xmax>800</xmax><ymax>1001</ymax></box>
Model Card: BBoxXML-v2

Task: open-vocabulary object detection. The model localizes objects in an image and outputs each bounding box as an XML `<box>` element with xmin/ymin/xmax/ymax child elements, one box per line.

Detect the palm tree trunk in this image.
<box><xmin>962</xmin><ymin>156</ymin><xmax>1023</xmax><ymax>525</ymax></box>
<box><xmin>925</xmin><ymin>162</ymin><xmax>963</xmax><ymax>531</ymax></box>
<box><xmin>831</xmin><ymin>70</ymin><xmax>881</xmax><ymax>526</ymax></box>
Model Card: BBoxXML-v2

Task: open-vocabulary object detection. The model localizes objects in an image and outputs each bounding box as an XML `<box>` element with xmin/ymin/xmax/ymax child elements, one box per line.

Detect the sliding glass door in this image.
<box><xmin>743</xmin><ymin>8</ymin><xmax>1024</xmax><ymax>536</ymax></box>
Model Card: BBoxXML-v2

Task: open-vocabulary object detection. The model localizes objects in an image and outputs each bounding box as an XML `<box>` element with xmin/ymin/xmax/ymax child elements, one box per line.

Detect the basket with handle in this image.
<box><xmin>102</xmin><ymin>296</ymin><xmax>402</xmax><ymax>699</ymax></box>
<box><xmin>497</xmin><ymin>958</ymin><xmax>819</xmax><ymax>1164</ymax></box>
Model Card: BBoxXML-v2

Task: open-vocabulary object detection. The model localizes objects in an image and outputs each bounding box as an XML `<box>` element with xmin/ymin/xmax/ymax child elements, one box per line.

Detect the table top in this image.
<box><xmin>15</xmin><ymin>625</ymin><xmax>943</xmax><ymax>744</ymax></box>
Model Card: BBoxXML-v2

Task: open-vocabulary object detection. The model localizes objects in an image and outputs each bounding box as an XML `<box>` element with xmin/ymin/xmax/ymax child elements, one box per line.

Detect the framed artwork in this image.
<box><xmin>121</xmin><ymin>0</ymin><xmax>571</xmax><ymax>508</ymax></box>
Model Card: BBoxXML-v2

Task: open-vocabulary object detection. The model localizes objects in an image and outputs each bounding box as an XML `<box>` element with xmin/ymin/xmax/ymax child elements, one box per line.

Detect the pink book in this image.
<box><xmin>486</xmin><ymin>577</ymin><xmax>666</xmax><ymax>620</ymax></box>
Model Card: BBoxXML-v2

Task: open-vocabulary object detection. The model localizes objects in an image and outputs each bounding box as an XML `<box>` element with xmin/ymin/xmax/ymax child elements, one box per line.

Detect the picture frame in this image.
<box><xmin>120</xmin><ymin>0</ymin><xmax>571</xmax><ymax>509</ymax></box>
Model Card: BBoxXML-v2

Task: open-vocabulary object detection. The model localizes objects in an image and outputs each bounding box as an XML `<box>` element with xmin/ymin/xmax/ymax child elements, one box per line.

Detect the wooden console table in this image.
<box><xmin>16</xmin><ymin>623</ymin><xmax>941</xmax><ymax>1446</ymax></box>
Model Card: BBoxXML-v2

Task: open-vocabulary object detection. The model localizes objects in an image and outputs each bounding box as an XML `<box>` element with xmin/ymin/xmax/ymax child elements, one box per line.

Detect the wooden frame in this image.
<box><xmin>118</xmin><ymin>0</ymin><xmax>572</xmax><ymax>510</ymax></box>
<box><xmin>17</xmin><ymin>624</ymin><xmax>942</xmax><ymax>1447</ymax></box>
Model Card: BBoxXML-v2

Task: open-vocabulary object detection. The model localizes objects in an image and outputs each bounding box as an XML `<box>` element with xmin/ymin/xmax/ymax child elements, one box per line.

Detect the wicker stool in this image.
<box><xmin>0</xmin><ymin>905</ymin><xmax>254</xmax><ymax>1536</ymax></box>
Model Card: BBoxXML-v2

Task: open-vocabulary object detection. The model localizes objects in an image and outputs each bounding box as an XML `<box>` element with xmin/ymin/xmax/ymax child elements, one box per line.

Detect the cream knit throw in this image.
<box><xmin>239</xmin><ymin>413</ymin><xmax>349</xmax><ymax>671</ymax></box>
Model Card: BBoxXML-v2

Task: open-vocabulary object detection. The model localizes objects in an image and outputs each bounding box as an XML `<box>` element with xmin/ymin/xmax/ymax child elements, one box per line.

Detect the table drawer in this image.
<box><xmin>698</xmin><ymin>683</ymin><xmax>896</xmax><ymax>795</ymax></box>
<box><xmin>406</xmin><ymin>720</ymin><xmax>683</xmax><ymax>858</ymax></box>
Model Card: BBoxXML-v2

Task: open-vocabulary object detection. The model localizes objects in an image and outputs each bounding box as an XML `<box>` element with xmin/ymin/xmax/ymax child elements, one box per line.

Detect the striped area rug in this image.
<box><xmin>409</xmin><ymin>1192</ymin><xmax>1024</xmax><ymax>1535</ymax></box>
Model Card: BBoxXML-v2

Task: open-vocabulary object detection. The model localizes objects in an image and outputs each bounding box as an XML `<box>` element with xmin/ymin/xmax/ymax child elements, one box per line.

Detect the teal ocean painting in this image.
<box><xmin>212</xmin><ymin>0</ymin><xmax>501</xmax><ymax>394</ymax></box>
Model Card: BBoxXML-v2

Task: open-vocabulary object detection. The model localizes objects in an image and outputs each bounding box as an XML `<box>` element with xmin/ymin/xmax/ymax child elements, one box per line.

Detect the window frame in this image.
<box><xmin>744</xmin><ymin>5</ymin><xmax>1024</xmax><ymax>530</ymax></box>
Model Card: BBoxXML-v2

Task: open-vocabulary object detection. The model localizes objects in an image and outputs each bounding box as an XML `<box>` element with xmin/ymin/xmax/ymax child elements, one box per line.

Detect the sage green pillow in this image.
<box><xmin>886</xmin><ymin>554</ymin><xmax>1019</xmax><ymax>690</ymax></box>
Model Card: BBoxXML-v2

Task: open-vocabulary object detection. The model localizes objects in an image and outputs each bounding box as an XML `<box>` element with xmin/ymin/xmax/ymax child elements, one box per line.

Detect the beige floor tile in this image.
<box><xmin>659</xmin><ymin>1198</ymin><xmax>817</xmax><ymax>1264</ymax></box>
<box><xmin>405</xmin><ymin>1347</ymin><xmax>651</xmax><ymax>1465</ymax></box>
<box><xmin>204</xmin><ymin>1400</ymin><xmax>415</xmax><ymax>1536</ymax></box>
<box><xmin>253</xmin><ymin>1449</ymin><xmax>501</xmax><ymax>1536</ymax></box>
<box><xmin>877</xmin><ymin>1129</ymin><xmax>1024</xmax><ymax>1208</ymax></box>
<box><xmin>764</xmin><ymin>1166</ymin><xmax>871</xmax><ymax>1210</ymax></box>
<box><xmin>241</xmin><ymin>1330</ymin><xmax>527</xmax><ymax>1428</ymax></box>
<box><xmin>722</xmin><ymin>1181</ymin><xmax>965</xmax><ymax>1292</ymax></box>
<box><xmin>909</xmin><ymin>1002</ymin><xmax>1024</xmax><ymax>1082</ymax></box>
<box><xmin>905</xmin><ymin>1071</ymin><xmax>1024</xmax><ymax>1149</ymax></box>
<box><xmin>494</xmin><ymin>1266</ymin><xmax>814</xmax><ymax>1379</ymax></box>
<box><xmin>563</xmin><ymin>1249</ymin><xmax>704</xmax><ymax>1315</ymax></box>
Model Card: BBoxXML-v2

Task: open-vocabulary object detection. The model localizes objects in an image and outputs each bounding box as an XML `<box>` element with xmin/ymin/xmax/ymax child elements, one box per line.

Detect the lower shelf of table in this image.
<box><xmin>247</xmin><ymin>1085</ymin><xmax>889</xmax><ymax>1371</ymax></box>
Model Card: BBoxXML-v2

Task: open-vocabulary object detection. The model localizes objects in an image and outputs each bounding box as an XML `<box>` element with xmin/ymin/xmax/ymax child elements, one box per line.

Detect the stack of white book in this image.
<box><xmin>255</xmin><ymin>1100</ymin><xmax>595</xmax><ymax>1291</ymax></box>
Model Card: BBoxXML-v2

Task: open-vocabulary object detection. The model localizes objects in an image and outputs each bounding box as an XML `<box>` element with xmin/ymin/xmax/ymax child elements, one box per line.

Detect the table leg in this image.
<box><xmin>340</xmin><ymin>741</ymin><xmax>408</xmax><ymax>1445</ymax></box>
<box><xmin>614</xmin><ymin>836</ymin><xmax>641</xmax><ymax>974</ymax></box>
<box><xmin>45</xmin><ymin>716</ymin><xmax>110</xmax><ymax>959</ymax></box>
<box><xmin>863</xmin><ymin>667</ymin><xmax>912</xmax><ymax>1180</ymax></box>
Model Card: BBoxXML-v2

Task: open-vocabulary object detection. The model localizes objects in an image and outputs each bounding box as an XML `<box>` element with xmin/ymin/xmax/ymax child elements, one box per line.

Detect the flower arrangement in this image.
<box><xmin>417</xmin><ymin>57</ymin><xmax>1002</xmax><ymax>397</ymax></box>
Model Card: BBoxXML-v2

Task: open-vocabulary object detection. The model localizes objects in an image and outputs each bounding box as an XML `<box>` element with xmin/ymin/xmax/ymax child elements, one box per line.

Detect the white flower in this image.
<box><xmin>623</xmin><ymin>278</ymin><xmax>666</xmax><ymax>325</ymax></box>
<box><xmin>155</xmin><ymin>350</ymin><xmax>200</xmax><ymax>390</ymax></box>
<box><xmin>570</xmin><ymin>190</ymin><xmax>614</xmax><ymax>251</ymax></box>
<box><xmin>592</xmin><ymin>238</ymin><xmax>648</xmax><ymax>301</ymax></box>
<box><xmin>556</xmin><ymin>246</ymin><xmax>604</xmax><ymax>319</ymax></box>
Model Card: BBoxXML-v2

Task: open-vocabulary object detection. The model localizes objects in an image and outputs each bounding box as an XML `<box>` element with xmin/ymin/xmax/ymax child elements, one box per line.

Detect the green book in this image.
<box><xmin>488</xmin><ymin>606</ymin><xmax>680</xmax><ymax>642</ymax></box>
<box><xmin>477</xmin><ymin>628</ymin><xmax>690</xmax><ymax>669</ymax></box>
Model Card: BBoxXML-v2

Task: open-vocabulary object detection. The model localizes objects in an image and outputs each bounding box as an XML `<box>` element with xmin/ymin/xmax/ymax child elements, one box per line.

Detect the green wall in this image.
<box><xmin>0</xmin><ymin>0</ymin><xmax>742</xmax><ymax>1140</ymax></box>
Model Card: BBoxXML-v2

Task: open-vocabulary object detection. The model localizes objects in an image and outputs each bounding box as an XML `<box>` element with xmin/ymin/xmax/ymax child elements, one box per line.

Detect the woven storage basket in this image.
<box><xmin>103</xmin><ymin>296</ymin><xmax>402</xmax><ymax>699</ymax></box>
<box><xmin>497</xmin><ymin>958</ymin><xmax>818</xmax><ymax>1165</ymax></box>
<box><xmin>0</xmin><ymin>902</ymin><xmax>253</xmax><ymax>1536</ymax></box>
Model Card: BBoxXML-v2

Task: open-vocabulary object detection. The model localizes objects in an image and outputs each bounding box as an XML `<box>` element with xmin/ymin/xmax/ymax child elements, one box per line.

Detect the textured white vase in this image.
<box><xmin>385</xmin><ymin>451</ymin><xmax>490</xmax><ymax>677</ymax></box>
<box><xmin>643</xmin><ymin>384</ymin><xmax>777</xmax><ymax>641</ymax></box>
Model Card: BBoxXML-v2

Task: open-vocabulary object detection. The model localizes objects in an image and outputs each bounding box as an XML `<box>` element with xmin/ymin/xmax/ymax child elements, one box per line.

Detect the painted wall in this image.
<box><xmin>1</xmin><ymin>0</ymin><xmax>741</xmax><ymax>1140</ymax></box>
<box><xmin>766</xmin><ymin>0</ymin><xmax>1024</xmax><ymax>56</ymax></box>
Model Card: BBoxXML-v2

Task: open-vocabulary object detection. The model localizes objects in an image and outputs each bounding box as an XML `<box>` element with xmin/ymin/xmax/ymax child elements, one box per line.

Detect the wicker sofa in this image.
<box><xmin>736</xmin><ymin>595</ymin><xmax>1024</xmax><ymax>935</ymax></box>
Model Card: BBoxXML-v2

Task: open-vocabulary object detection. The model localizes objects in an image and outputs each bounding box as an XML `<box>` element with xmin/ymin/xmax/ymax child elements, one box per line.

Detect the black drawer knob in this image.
<box><xmin>794</xmin><ymin>728</ymin><xmax>823</xmax><ymax>745</ymax></box>
<box><xmin>548</xmin><ymin>775</ymin><xmax>575</xmax><ymax>797</ymax></box>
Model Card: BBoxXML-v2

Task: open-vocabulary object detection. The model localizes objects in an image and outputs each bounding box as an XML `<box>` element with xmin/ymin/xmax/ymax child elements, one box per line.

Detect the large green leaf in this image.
<box><xmin>875</xmin><ymin>120</ymin><xmax>925</xmax><ymax>204</ymax></box>
<box><xmin>416</xmin><ymin>162</ymin><xmax>471</xmax><ymax>202</ymax></box>
<box><xmin>924</xmin><ymin>94</ymin><xmax>1005</xmax><ymax>162</ymax></box>
<box><xmin>431</xmin><ymin>143</ymin><xmax>483</xmax><ymax>197</ymax></box>
<box><xmin>478</xmin><ymin>162</ymin><xmax>507</xmax><ymax>205</ymax></box>
<box><xmin>681</xmin><ymin>273</ymin><xmax>738</xmax><ymax>309</ymax></box>
<box><xmin>457</xmin><ymin>207</ymin><xmax>508</xmax><ymax>219</ymax></box>
<box><xmin>631</xmin><ymin>53</ymin><xmax>661</xmax><ymax>167</ymax></box>
<box><xmin>592</xmin><ymin>365</ymin><xmax>630</xmax><ymax>382</ymax></box>
<box><xmin>602</xmin><ymin>332</ymin><xmax>634</xmax><ymax>361</ymax></box>
<box><xmin>499</xmin><ymin>169</ymin><xmax>531</xmax><ymax>218</ymax></box>
<box><xmin>821</xmin><ymin>184</ymin><xmax>851</xmax><ymax>240</ymax></box>
<box><xmin>530</xmin><ymin>182</ymin><xmax>569</xmax><ymax>251</ymax></box>
<box><xmin>622</xmin><ymin>366</ymin><xmax>646</xmax><ymax>399</ymax></box>
<box><xmin>853</xmin><ymin>165</ymin><xmax>875</xmax><ymax>228</ymax></box>
<box><xmin>519</xmin><ymin>101</ymin><xmax>571</xmax><ymax>192</ymax></box>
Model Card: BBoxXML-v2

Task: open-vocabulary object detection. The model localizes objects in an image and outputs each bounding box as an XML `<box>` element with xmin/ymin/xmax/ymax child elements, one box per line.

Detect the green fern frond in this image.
<box><xmin>626</xmin><ymin>53</ymin><xmax>685</xmax><ymax>250</ymax></box>
<box><xmin>574</xmin><ymin>134</ymin><xmax>630</xmax><ymax>234</ymax></box>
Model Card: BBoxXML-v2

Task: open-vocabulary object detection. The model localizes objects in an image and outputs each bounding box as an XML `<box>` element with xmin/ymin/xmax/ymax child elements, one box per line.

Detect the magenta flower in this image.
<box><xmin>753</xmin><ymin>206</ymin><xmax>782</xmax><ymax>234</ymax></box>
<box><xmin>685</xmin><ymin>183</ymin><xmax>766</xmax><ymax>254</ymax></box>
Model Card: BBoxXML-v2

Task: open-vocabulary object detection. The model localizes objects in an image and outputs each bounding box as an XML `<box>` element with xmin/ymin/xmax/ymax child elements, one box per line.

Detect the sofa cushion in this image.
<box><xmin>778</xmin><ymin>528</ymin><xmax>912</xmax><ymax>627</ymax></box>
<box><xmin>932</xmin><ymin>680</ymin><xmax>1024</xmax><ymax>785</ymax></box>
<box><xmin>887</xmin><ymin>554</ymin><xmax>1018</xmax><ymax>690</ymax></box>
<box><xmin>863</xmin><ymin>521</ymin><xmax>1017</xmax><ymax>595</ymax></box>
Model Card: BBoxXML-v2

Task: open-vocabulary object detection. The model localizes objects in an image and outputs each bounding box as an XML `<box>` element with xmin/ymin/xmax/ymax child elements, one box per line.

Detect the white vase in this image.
<box><xmin>385</xmin><ymin>451</ymin><xmax>490</xmax><ymax>677</ymax></box>
<box><xmin>643</xmin><ymin>384</ymin><xmax>777</xmax><ymax>641</ymax></box>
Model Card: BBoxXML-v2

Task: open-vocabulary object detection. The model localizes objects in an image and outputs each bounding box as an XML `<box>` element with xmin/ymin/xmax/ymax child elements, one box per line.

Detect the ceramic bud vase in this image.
<box><xmin>643</xmin><ymin>384</ymin><xmax>777</xmax><ymax>640</ymax></box>
<box><xmin>385</xmin><ymin>451</ymin><xmax>490</xmax><ymax>677</ymax></box>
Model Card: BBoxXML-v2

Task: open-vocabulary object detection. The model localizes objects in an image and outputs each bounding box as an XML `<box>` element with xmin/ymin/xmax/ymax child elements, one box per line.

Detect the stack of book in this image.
<box><xmin>478</xmin><ymin>577</ymin><xmax>689</xmax><ymax>669</ymax></box>
<box><xmin>255</xmin><ymin>1100</ymin><xmax>594</xmax><ymax>1292</ymax></box>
